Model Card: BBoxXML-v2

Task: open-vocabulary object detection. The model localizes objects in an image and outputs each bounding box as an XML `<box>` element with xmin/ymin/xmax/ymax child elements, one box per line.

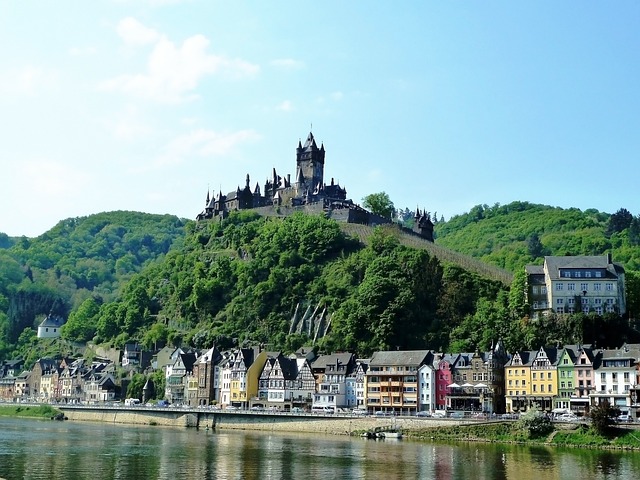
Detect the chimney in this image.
<box><xmin>607</xmin><ymin>253</ymin><xmax>612</xmax><ymax>264</ymax></box>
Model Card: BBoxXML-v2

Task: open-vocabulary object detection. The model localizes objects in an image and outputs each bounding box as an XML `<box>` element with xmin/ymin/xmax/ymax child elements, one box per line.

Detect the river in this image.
<box><xmin>0</xmin><ymin>417</ymin><xmax>639</xmax><ymax>479</ymax></box>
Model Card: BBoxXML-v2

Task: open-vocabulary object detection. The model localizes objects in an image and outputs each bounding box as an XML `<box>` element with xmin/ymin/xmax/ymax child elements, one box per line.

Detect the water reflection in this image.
<box><xmin>0</xmin><ymin>417</ymin><xmax>639</xmax><ymax>480</ymax></box>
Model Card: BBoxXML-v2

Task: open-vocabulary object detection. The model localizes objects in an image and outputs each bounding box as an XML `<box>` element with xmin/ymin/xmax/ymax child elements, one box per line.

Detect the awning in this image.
<box><xmin>474</xmin><ymin>383</ymin><xmax>488</xmax><ymax>388</ymax></box>
<box><xmin>461</xmin><ymin>383</ymin><xmax>474</xmax><ymax>388</ymax></box>
<box><xmin>447</xmin><ymin>383</ymin><xmax>460</xmax><ymax>388</ymax></box>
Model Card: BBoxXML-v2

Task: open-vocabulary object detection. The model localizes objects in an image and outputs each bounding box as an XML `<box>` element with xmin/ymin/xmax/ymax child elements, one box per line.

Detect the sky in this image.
<box><xmin>1</xmin><ymin>1</ymin><xmax>639</xmax><ymax>238</ymax></box>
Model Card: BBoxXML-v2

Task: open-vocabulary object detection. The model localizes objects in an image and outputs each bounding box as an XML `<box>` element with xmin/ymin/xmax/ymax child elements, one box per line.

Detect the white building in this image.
<box><xmin>526</xmin><ymin>254</ymin><xmax>626</xmax><ymax>318</ymax></box>
<box><xmin>418</xmin><ymin>362</ymin><xmax>436</xmax><ymax>413</ymax></box>
<box><xmin>592</xmin><ymin>346</ymin><xmax>639</xmax><ymax>411</ymax></box>
<box><xmin>37</xmin><ymin>314</ymin><xmax>65</xmax><ymax>339</ymax></box>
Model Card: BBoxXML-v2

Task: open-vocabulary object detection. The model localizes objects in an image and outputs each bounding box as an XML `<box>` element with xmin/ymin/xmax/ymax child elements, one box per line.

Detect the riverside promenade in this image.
<box><xmin>59</xmin><ymin>405</ymin><xmax>474</xmax><ymax>435</ymax></box>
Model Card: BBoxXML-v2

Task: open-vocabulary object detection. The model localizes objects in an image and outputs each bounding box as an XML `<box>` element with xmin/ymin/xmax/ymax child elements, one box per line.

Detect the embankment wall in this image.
<box><xmin>60</xmin><ymin>408</ymin><xmax>471</xmax><ymax>435</ymax></box>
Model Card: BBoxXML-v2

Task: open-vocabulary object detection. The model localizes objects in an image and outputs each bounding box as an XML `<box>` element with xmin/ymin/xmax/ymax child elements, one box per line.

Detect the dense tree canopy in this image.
<box><xmin>362</xmin><ymin>192</ymin><xmax>396</xmax><ymax>220</ymax></box>
<box><xmin>2</xmin><ymin>202</ymin><xmax>640</xmax><ymax>366</ymax></box>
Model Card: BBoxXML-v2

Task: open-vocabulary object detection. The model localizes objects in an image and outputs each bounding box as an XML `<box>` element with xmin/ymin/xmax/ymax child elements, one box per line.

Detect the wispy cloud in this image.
<box><xmin>100</xmin><ymin>18</ymin><xmax>260</xmax><ymax>103</ymax></box>
<box><xmin>17</xmin><ymin>160</ymin><xmax>93</xmax><ymax>197</ymax></box>
<box><xmin>276</xmin><ymin>100</ymin><xmax>294</xmax><ymax>112</ymax></box>
<box><xmin>106</xmin><ymin>105</ymin><xmax>153</xmax><ymax>140</ymax></box>
<box><xmin>69</xmin><ymin>46</ymin><xmax>98</xmax><ymax>57</ymax></box>
<box><xmin>137</xmin><ymin>128</ymin><xmax>261</xmax><ymax>171</ymax></box>
<box><xmin>270</xmin><ymin>58</ymin><xmax>305</xmax><ymax>69</ymax></box>
<box><xmin>117</xmin><ymin>17</ymin><xmax>161</xmax><ymax>46</ymax></box>
<box><xmin>0</xmin><ymin>66</ymin><xmax>59</xmax><ymax>96</ymax></box>
<box><xmin>316</xmin><ymin>91</ymin><xmax>344</xmax><ymax>103</ymax></box>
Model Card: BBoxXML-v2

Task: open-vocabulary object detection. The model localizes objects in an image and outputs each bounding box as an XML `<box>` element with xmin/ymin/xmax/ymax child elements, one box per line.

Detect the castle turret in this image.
<box><xmin>296</xmin><ymin>132</ymin><xmax>325</xmax><ymax>191</ymax></box>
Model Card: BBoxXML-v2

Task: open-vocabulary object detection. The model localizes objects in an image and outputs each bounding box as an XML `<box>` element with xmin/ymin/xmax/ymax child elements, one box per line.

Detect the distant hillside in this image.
<box><xmin>434</xmin><ymin>202</ymin><xmax>640</xmax><ymax>273</ymax></box>
<box><xmin>0</xmin><ymin>211</ymin><xmax>187</xmax><ymax>355</ymax></box>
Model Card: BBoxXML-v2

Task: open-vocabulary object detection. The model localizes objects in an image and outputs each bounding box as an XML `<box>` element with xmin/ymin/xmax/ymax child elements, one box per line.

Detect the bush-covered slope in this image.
<box><xmin>434</xmin><ymin>202</ymin><xmax>640</xmax><ymax>272</ymax></box>
<box><xmin>0</xmin><ymin>211</ymin><xmax>187</xmax><ymax>357</ymax></box>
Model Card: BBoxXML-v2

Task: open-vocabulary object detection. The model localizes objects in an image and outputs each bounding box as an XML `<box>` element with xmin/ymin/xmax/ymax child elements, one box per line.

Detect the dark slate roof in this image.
<box><xmin>180</xmin><ymin>352</ymin><xmax>198</xmax><ymax>373</ymax></box>
<box><xmin>278</xmin><ymin>357</ymin><xmax>298</xmax><ymax>381</ymax></box>
<box><xmin>369</xmin><ymin>350</ymin><xmax>431</xmax><ymax>367</ymax></box>
<box><xmin>314</xmin><ymin>352</ymin><xmax>355</xmax><ymax>369</ymax></box>
<box><xmin>525</xmin><ymin>265</ymin><xmax>544</xmax><ymax>275</ymax></box>
<box><xmin>38</xmin><ymin>314</ymin><xmax>65</xmax><ymax>328</ymax></box>
<box><xmin>543</xmin><ymin>255</ymin><xmax>623</xmax><ymax>280</ymax></box>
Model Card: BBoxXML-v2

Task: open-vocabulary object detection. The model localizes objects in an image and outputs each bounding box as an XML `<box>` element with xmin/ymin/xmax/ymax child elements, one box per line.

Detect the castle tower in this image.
<box><xmin>296</xmin><ymin>132</ymin><xmax>325</xmax><ymax>192</ymax></box>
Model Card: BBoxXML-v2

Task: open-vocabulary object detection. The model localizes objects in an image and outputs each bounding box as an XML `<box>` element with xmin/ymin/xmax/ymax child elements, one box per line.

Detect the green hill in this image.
<box><xmin>434</xmin><ymin>201</ymin><xmax>640</xmax><ymax>273</ymax></box>
<box><xmin>2</xmin><ymin>203</ymin><xmax>639</xmax><ymax>365</ymax></box>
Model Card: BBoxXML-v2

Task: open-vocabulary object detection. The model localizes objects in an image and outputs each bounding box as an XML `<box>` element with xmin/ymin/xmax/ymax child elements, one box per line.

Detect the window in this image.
<box><xmin>568</xmin><ymin>298</ymin><xmax>575</xmax><ymax>305</ymax></box>
<box><xmin>585</xmin><ymin>271</ymin><xmax>592</xmax><ymax>278</ymax></box>
<box><xmin>533</xmin><ymin>301</ymin><xmax>538</xmax><ymax>309</ymax></box>
<box><xmin>595</xmin><ymin>271</ymin><xmax>602</xmax><ymax>278</ymax></box>
<box><xmin>532</xmin><ymin>373</ymin><xmax>537</xmax><ymax>380</ymax></box>
<box><xmin>595</xmin><ymin>298</ymin><xmax>602</xmax><ymax>305</ymax></box>
<box><xmin>568</xmin><ymin>283</ymin><xmax>576</xmax><ymax>291</ymax></box>
<box><xmin>541</xmin><ymin>286</ymin><xmax>547</xmax><ymax>294</ymax></box>
<box><xmin>540</xmin><ymin>384</ymin><xmax>545</xmax><ymax>392</ymax></box>
<box><xmin>606</xmin><ymin>283</ymin><xmax>613</xmax><ymax>291</ymax></box>
<box><xmin>581</xmin><ymin>283</ymin><xmax>588</xmax><ymax>292</ymax></box>
<box><xmin>532</xmin><ymin>286</ymin><xmax>538</xmax><ymax>294</ymax></box>
<box><xmin>575</xmin><ymin>271</ymin><xmax>582</xmax><ymax>278</ymax></box>
<box><xmin>594</xmin><ymin>283</ymin><xmax>602</xmax><ymax>291</ymax></box>
<box><xmin>557</xmin><ymin>307</ymin><xmax>564</xmax><ymax>314</ymax></box>
<box><xmin>556</xmin><ymin>283</ymin><xmax>564</xmax><ymax>291</ymax></box>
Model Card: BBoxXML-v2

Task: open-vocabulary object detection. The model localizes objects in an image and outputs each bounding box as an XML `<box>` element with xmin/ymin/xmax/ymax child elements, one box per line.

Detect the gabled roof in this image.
<box><xmin>38</xmin><ymin>314</ymin><xmax>65</xmax><ymax>329</ymax></box>
<box><xmin>369</xmin><ymin>350</ymin><xmax>431</xmax><ymax>367</ymax></box>
<box><xmin>543</xmin><ymin>255</ymin><xmax>623</xmax><ymax>280</ymax></box>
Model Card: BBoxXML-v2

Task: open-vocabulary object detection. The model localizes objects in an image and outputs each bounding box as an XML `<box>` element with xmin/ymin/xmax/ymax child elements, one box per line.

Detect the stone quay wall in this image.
<box><xmin>60</xmin><ymin>407</ymin><xmax>472</xmax><ymax>435</ymax></box>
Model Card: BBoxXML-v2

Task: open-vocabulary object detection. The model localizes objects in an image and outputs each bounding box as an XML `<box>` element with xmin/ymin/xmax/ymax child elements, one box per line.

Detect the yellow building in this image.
<box><xmin>230</xmin><ymin>347</ymin><xmax>267</xmax><ymax>408</ymax></box>
<box><xmin>529</xmin><ymin>347</ymin><xmax>559</xmax><ymax>412</ymax></box>
<box><xmin>505</xmin><ymin>351</ymin><xmax>532</xmax><ymax>413</ymax></box>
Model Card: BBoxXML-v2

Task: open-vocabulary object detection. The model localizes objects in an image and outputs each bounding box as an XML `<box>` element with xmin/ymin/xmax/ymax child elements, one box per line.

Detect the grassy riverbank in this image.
<box><xmin>405</xmin><ymin>422</ymin><xmax>640</xmax><ymax>450</ymax></box>
<box><xmin>0</xmin><ymin>405</ymin><xmax>61</xmax><ymax>419</ymax></box>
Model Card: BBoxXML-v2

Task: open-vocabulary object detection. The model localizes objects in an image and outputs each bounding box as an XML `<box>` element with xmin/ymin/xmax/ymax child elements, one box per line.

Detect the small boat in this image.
<box><xmin>380</xmin><ymin>430</ymin><xmax>402</xmax><ymax>439</ymax></box>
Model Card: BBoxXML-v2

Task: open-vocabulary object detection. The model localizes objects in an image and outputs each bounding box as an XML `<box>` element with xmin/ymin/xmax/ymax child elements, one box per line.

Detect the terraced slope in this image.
<box><xmin>340</xmin><ymin>223</ymin><xmax>513</xmax><ymax>286</ymax></box>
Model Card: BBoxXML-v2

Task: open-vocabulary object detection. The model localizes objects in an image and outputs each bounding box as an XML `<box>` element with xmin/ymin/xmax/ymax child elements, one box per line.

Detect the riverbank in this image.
<box><xmin>0</xmin><ymin>404</ymin><xmax>61</xmax><ymax>419</ymax></box>
<box><xmin>53</xmin><ymin>406</ymin><xmax>640</xmax><ymax>451</ymax></box>
<box><xmin>406</xmin><ymin>421</ymin><xmax>640</xmax><ymax>450</ymax></box>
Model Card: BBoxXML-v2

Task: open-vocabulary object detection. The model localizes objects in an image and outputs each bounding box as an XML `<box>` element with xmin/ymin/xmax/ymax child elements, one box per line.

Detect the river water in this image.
<box><xmin>0</xmin><ymin>417</ymin><xmax>639</xmax><ymax>479</ymax></box>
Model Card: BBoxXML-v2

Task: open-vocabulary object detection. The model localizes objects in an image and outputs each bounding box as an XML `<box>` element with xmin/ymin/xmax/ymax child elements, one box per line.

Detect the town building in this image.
<box><xmin>526</xmin><ymin>254</ymin><xmax>626</xmax><ymax>318</ymax></box>
<box><xmin>312</xmin><ymin>352</ymin><xmax>356</xmax><ymax>411</ymax></box>
<box><xmin>36</xmin><ymin>314</ymin><xmax>65</xmax><ymax>339</ymax></box>
<box><xmin>365</xmin><ymin>350</ymin><xmax>430</xmax><ymax>415</ymax></box>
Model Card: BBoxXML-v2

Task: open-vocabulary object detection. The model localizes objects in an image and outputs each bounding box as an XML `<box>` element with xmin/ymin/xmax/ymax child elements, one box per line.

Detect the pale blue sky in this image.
<box><xmin>1</xmin><ymin>1</ymin><xmax>639</xmax><ymax>237</ymax></box>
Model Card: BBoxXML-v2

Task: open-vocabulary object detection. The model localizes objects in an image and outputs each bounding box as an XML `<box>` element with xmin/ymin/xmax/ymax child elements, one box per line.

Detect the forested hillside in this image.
<box><xmin>2</xmin><ymin>204</ymin><xmax>639</xmax><ymax>367</ymax></box>
<box><xmin>0</xmin><ymin>211</ymin><xmax>187</xmax><ymax>359</ymax></box>
<box><xmin>434</xmin><ymin>202</ymin><xmax>640</xmax><ymax>272</ymax></box>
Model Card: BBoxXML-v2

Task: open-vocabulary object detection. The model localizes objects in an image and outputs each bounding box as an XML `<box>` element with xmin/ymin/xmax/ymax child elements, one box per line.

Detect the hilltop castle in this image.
<box><xmin>196</xmin><ymin>131</ymin><xmax>434</xmax><ymax>242</ymax></box>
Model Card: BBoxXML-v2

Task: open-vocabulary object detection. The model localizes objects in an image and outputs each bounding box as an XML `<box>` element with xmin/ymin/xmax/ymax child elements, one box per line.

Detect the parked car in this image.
<box><xmin>225</xmin><ymin>405</ymin><xmax>240</xmax><ymax>411</ymax></box>
<box><xmin>415</xmin><ymin>411</ymin><xmax>431</xmax><ymax>417</ymax></box>
<box><xmin>556</xmin><ymin>413</ymin><xmax>579</xmax><ymax>422</ymax></box>
<box><xmin>290</xmin><ymin>407</ymin><xmax>305</xmax><ymax>413</ymax></box>
<box><xmin>616</xmin><ymin>414</ymin><xmax>632</xmax><ymax>423</ymax></box>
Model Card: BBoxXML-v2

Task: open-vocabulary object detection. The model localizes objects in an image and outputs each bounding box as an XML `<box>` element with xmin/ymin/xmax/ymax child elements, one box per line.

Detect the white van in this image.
<box><xmin>124</xmin><ymin>398</ymin><xmax>141</xmax><ymax>406</ymax></box>
<box><xmin>312</xmin><ymin>406</ymin><xmax>334</xmax><ymax>414</ymax></box>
